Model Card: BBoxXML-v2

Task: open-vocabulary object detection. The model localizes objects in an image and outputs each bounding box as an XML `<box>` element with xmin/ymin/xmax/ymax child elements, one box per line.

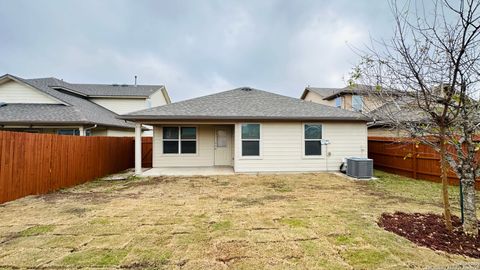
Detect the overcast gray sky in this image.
<box><xmin>0</xmin><ymin>0</ymin><xmax>394</xmax><ymax>101</ymax></box>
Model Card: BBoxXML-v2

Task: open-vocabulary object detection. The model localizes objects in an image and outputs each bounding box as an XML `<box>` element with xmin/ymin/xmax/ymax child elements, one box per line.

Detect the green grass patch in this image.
<box><xmin>342</xmin><ymin>248</ymin><xmax>392</xmax><ymax>268</ymax></box>
<box><xmin>211</xmin><ymin>220</ymin><xmax>232</xmax><ymax>231</ymax></box>
<box><xmin>268</xmin><ymin>181</ymin><xmax>293</xmax><ymax>192</ymax></box>
<box><xmin>334</xmin><ymin>234</ymin><xmax>355</xmax><ymax>245</ymax></box>
<box><xmin>122</xmin><ymin>248</ymin><xmax>171</xmax><ymax>267</ymax></box>
<box><xmin>89</xmin><ymin>217</ymin><xmax>111</xmax><ymax>225</ymax></box>
<box><xmin>175</xmin><ymin>232</ymin><xmax>209</xmax><ymax>245</ymax></box>
<box><xmin>20</xmin><ymin>225</ymin><xmax>54</xmax><ymax>237</ymax></box>
<box><xmin>61</xmin><ymin>249</ymin><xmax>128</xmax><ymax>267</ymax></box>
<box><xmin>369</xmin><ymin>170</ymin><xmax>472</xmax><ymax>211</ymax></box>
<box><xmin>280</xmin><ymin>218</ymin><xmax>308</xmax><ymax>228</ymax></box>
<box><xmin>300</xmin><ymin>240</ymin><xmax>319</xmax><ymax>256</ymax></box>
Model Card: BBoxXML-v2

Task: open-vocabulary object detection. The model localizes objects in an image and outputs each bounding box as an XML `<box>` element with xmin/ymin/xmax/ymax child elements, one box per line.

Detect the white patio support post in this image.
<box><xmin>135</xmin><ymin>123</ymin><xmax>142</xmax><ymax>175</ymax></box>
<box><xmin>78</xmin><ymin>126</ymin><xmax>85</xmax><ymax>136</ymax></box>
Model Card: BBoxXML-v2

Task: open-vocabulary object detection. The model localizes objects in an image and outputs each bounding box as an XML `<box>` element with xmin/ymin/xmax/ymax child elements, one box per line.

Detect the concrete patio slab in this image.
<box><xmin>141</xmin><ymin>166</ymin><xmax>235</xmax><ymax>177</ymax></box>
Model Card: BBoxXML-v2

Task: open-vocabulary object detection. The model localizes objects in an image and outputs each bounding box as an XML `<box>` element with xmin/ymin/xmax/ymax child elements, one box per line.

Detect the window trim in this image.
<box><xmin>302</xmin><ymin>123</ymin><xmax>324</xmax><ymax>159</ymax></box>
<box><xmin>239</xmin><ymin>123</ymin><xmax>262</xmax><ymax>159</ymax></box>
<box><xmin>161</xmin><ymin>126</ymin><xmax>198</xmax><ymax>156</ymax></box>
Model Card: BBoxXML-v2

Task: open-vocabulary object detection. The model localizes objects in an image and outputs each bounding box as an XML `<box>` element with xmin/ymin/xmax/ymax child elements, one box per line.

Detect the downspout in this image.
<box><xmin>84</xmin><ymin>124</ymin><xmax>97</xmax><ymax>136</ymax></box>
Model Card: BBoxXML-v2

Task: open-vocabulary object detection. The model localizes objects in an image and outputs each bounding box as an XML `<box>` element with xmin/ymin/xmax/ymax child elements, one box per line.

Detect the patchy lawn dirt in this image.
<box><xmin>379</xmin><ymin>212</ymin><xmax>480</xmax><ymax>258</ymax></box>
<box><xmin>0</xmin><ymin>171</ymin><xmax>479</xmax><ymax>269</ymax></box>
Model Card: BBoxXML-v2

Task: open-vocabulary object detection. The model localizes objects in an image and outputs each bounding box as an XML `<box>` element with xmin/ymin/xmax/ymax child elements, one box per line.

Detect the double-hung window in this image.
<box><xmin>163</xmin><ymin>127</ymin><xmax>197</xmax><ymax>154</ymax></box>
<box><xmin>352</xmin><ymin>95</ymin><xmax>363</xmax><ymax>112</ymax></box>
<box><xmin>304</xmin><ymin>124</ymin><xmax>322</xmax><ymax>156</ymax></box>
<box><xmin>241</xmin><ymin>124</ymin><xmax>260</xmax><ymax>156</ymax></box>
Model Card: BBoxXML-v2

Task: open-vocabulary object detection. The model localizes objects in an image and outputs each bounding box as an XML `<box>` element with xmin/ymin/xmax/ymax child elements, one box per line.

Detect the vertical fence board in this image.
<box><xmin>0</xmin><ymin>131</ymin><xmax>135</xmax><ymax>204</ymax></box>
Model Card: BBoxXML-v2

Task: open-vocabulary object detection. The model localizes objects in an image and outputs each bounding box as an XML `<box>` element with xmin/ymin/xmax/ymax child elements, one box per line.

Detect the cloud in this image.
<box><xmin>0</xmin><ymin>0</ymin><xmax>392</xmax><ymax>101</ymax></box>
<box><xmin>286</xmin><ymin>9</ymin><xmax>367</xmax><ymax>88</ymax></box>
<box><xmin>56</xmin><ymin>47</ymin><xmax>235</xmax><ymax>100</ymax></box>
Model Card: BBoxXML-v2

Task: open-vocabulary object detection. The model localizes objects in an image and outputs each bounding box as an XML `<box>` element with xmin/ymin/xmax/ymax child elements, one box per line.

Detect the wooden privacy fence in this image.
<box><xmin>0</xmin><ymin>131</ymin><xmax>135</xmax><ymax>204</ymax></box>
<box><xmin>368</xmin><ymin>136</ymin><xmax>480</xmax><ymax>188</ymax></box>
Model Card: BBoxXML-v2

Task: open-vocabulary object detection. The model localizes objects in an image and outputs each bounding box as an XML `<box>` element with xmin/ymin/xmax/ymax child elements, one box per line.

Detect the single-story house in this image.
<box><xmin>119</xmin><ymin>87</ymin><xmax>370</xmax><ymax>174</ymax></box>
<box><xmin>0</xmin><ymin>74</ymin><xmax>170</xmax><ymax>136</ymax></box>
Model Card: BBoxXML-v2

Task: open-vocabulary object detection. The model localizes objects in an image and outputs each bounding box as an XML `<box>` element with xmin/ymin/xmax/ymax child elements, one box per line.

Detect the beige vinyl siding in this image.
<box><xmin>90</xmin><ymin>129</ymin><xmax>108</xmax><ymax>136</ymax></box>
<box><xmin>106</xmin><ymin>128</ymin><xmax>135</xmax><ymax>137</ymax></box>
<box><xmin>234</xmin><ymin>122</ymin><xmax>367</xmax><ymax>173</ymax></box>
<box><xmin>152</xmin><ymin>125</ymin><xmax>215</xmax><ymax>167</ymax></box>
<box><xmin>303</xmin><ymin>91</ymin><xmax>335</xmax><ymax>107</ymax></box>
<box><xmin>90</xmin><ymin>89</ymin><xmax>167</xmax><ymax>115</ymax></box>
<box><xmin>150</xmin><ymin>122</ymin><xmax>368</xmax><ymax>172</ymax></box>
<box><xmin>149</xmin><ymin>89</ymin><xmax>168</xmax><ymax>107</ymax></box>
<box><xmin>90</xmin><ymin>98</ymin><xmax>147</xmax><ymax>114</ymax></box>
<box><xmin>0</xmin><ymin>81</ymin><xmax>60</xmax><ymax>104</ymax></box>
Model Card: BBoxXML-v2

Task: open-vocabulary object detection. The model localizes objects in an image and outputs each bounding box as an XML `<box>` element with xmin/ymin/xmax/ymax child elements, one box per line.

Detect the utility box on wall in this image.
<box><xmin>346</xmin><ymin>157</ymin><xmax>373</xmax><ymax>179</ymax></box>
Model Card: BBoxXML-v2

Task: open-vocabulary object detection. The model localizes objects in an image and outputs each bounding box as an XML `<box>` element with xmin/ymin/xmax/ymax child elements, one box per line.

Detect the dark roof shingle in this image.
<box><xmin>120</xmin><ymin>87</ymin><xmax>369</xmax><ymax>121</ymax></box>
<box><xmin>66</xmin><ymin>83</ymin><xmax>164</xmax><ymax>97</ymax></box>
<box><xmin>0</xmin><ymin>75</ymin><xmax>135</xmax><ymax>128</ymax></box>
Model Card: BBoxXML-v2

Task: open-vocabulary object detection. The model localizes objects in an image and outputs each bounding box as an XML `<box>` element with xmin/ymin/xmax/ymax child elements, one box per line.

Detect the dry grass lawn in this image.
<box><xmin>0</xmin><ymin>171</ymin><xmax>479</xmax><ymax>269</ymax></box>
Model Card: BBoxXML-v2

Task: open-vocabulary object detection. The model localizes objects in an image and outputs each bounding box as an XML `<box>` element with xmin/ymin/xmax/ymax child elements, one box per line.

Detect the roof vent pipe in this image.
<box><xmin>134</xmin><ymin>75</ymin><xmax>137</xmax><ymax>87</ymax></box>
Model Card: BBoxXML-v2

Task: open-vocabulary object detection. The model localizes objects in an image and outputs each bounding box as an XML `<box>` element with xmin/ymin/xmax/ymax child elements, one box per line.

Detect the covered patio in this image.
<box><xmin>133</xmin><ymin>122</ymin><xmax>237</xmax><ymax>175</ymax></box>
<box><xmin>141</xmin><ymin>166</ymin><xmax>235</xmax><ymax>176</ymax></box>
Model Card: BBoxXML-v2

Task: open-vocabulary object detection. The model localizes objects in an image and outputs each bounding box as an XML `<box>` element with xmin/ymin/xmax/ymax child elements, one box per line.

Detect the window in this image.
<box><xmin>304</xmin><ymin>124</ymin><xmax>322</xmax><ymax>156</ymax></box>
<box><xmin>216</xmin><ymin>129</ymin><xmax>227</xmax><ymax>147</ymax></box>
<box><xmin>57</xmin><ymin>129</ymin><xmax>80</xmax><ymax>136</ymax></box>
<box><xmin>335</xmin><ymin>96</ymin><xmax>343</xmax><ymax>108</ymax></box>
<box><xmin>352</xmin><ymin>95</ymin><xmax>363</xmax><ymax>112</ymax></box>
<box><xmin>241</xmin><ymin>124</ymin><xmax>260</xmax><ymax>156</ymax></box>
<box><xmin>162</xmin><ymin>127</ymin><xmax>197</xmax><ymax>154</ymax></box>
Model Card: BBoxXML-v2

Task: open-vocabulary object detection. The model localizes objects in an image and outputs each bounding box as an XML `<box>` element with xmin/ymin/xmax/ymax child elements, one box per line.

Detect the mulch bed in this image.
<box><xmin>378</xmin><ymin>212</ymin><xmax>480</xmax><ymax>258</ymax></box>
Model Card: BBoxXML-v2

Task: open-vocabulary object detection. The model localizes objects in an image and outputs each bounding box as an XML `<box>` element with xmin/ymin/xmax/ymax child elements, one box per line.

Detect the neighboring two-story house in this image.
<box><xmin>300</xmin><ymin>84</ymin><xmax>386</xmax><ymax>113</ymax></box>
<box><xmin>0</xmin><ymin>74</ymin><xmax>170</xmax><ymax>136</ymax></box>
<box><xmin>300</xmin><ymin>84</ymin><xmax>405</xmax><ymax>137</ymax></box>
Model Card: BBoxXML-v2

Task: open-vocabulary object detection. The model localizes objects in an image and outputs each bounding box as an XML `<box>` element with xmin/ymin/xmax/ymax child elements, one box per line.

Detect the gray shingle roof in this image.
<box><xmin>0</xmin><ymin>75</ymin><xmax>135</xmax><ymax>128</ymax></box>
<box><xmin>322</xmin><ymin>84</ymin><xmax>399</xmax><ymax>100</ymax></box>
<box><xmin>120</xmin><ymin>87</ymin><xmax>369</xmax><ymax>121</ymax></box>
<box><xmin>301</xmin><ymin>87</ymin><xmax>340</xmax><ymax>99</ymax></box>
<box><xmin>66</xmin><ymin>83</ymin><xmax>164</xmax><ymax>98</ymax></box>
<box><xmin>367</xmin><ymin>96</ymin><xmax>425</xmax><ymax>126</ymax></box>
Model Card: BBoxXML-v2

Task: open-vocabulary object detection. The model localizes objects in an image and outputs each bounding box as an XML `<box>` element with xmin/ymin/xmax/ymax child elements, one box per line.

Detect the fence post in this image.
<box><xmin>412</xmin><ymin>142</ymin><xmax>418</xmax><ymax>179</ymax></box>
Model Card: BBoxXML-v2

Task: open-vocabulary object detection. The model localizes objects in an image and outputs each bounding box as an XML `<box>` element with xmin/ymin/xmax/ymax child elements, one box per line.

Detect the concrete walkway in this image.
<box><xmin>141</xmin><ymin>166</ymin><xmax>235</xmax><ymax>176</ymax></box>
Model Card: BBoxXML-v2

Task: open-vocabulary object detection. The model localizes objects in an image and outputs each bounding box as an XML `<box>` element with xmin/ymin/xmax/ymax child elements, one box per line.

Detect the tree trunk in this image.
<box><xmin>461</xmin><ymin>173</ymin><xmax>478</xmax><ymax>236</ymax></box>
<box><xmin>439</xmin><ymin>130</ymin><xmax>453</xmax><ymax>231</ymax></box>
<box><xmin>460</xmin><ymin>134</ymin><xmax>478</xmax><ymax>236</ymax></box>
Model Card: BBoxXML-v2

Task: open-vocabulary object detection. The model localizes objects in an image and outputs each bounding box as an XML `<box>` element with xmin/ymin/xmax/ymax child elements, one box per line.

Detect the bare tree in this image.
<box><xmin>350</xmin><ymin>0</ymin><xmax>480</xmax><ymax>235</ymax></box>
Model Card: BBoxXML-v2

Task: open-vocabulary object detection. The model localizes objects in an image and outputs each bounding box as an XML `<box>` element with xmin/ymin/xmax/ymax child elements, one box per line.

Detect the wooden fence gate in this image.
<box><xmin>141</xmin><ymin>137</ymin><xmax>153</xmax><ymax>168</ymax></box>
